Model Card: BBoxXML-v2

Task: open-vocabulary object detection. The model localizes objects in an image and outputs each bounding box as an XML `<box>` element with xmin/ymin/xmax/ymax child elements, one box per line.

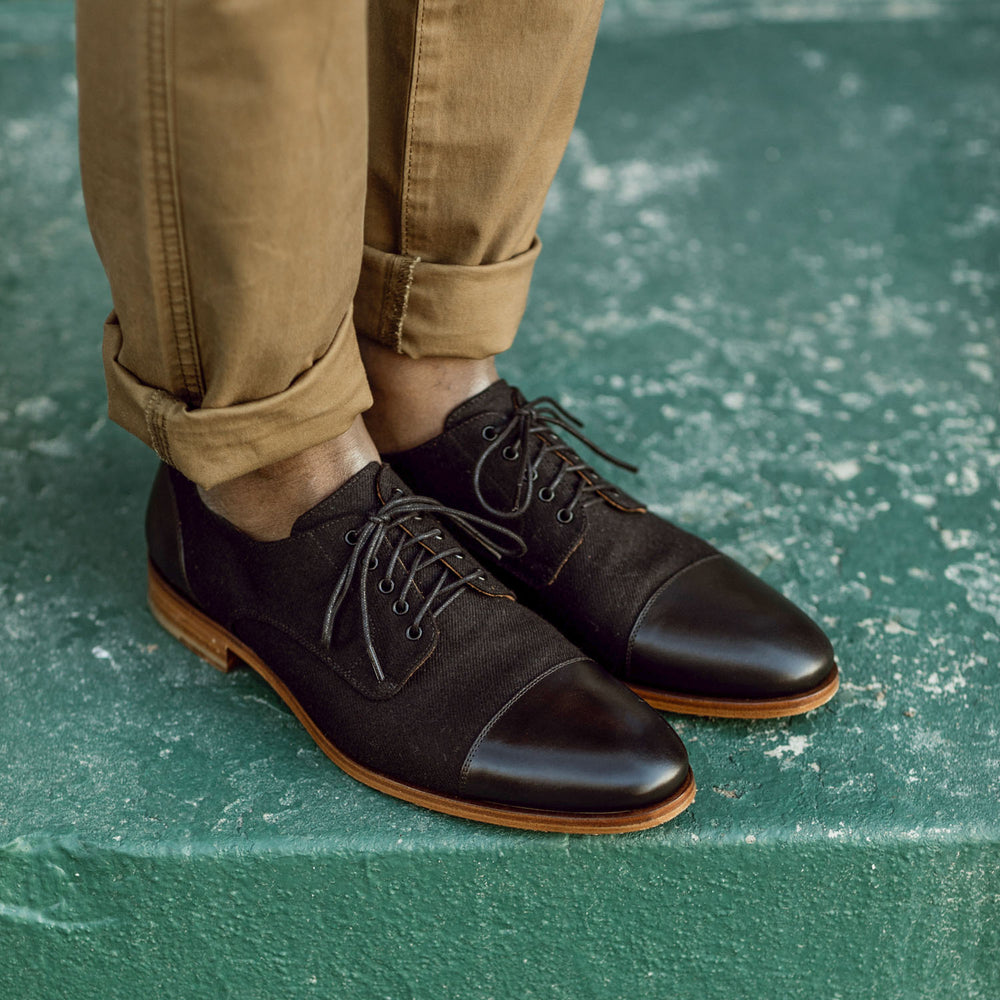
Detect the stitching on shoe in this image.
<box><xmin>458</xmin><ymin>657</ymin><xmax>589</xmax><ymax>793</ymax></box>
<box><xmin>624</xmin><ymin>553</ymin><xmax>726</xmax><ymax>679</ymax></box>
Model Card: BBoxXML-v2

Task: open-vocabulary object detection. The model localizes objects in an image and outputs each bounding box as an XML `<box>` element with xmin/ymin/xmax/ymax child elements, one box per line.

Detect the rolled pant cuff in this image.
<box><xmin>353</xmin><ymin>237</ymin><xmax>541</xmax><ymax>359</ymax></box>
<box><xmin>102</xmin><ymin>309</ymin><xmax>373</xmax><ymax>489</ymax></box>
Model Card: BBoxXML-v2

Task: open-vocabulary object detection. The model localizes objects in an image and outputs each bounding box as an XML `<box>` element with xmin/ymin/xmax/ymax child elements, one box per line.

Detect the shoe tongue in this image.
<box><xmin>291</xmin><ymin>461</ymin><xmax>404</xmax><ymax>535</ymax></box>
<box><xmin>444</xmin><ymin>379</ymin><xmax>521</xmax><ymax>429</ymax></box>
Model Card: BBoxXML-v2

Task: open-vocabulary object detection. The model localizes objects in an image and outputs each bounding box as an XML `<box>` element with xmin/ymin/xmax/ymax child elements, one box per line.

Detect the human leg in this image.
<box><xmin>354</xmin><ymin>0</ymin><xmax>838</xmax><ymax>718</ymax></box>
<box><xmin>77</xmin><ymin>0</ymin><xmax>375</xmax><ymax>495</ymax></box>
<box><xmin>358</xmin><ymin>0</ymin><xmax>605</xmax><ymax>451</ymax></box>
<box><xmin>76</xmin><ymin>0</ymin><xmax>693</xmax><ymax>829</ymax></box>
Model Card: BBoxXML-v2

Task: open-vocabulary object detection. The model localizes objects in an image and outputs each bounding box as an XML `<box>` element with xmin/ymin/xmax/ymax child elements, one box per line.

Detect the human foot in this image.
<box><xmin>145</xmin><ymin>461</ymin><xmax>695</xmax><ymax>831</ymax></box>
<box><xmin>386</xmin><ymin>382</ymin><xmax>839</xmax><ymax>720</ymax></box>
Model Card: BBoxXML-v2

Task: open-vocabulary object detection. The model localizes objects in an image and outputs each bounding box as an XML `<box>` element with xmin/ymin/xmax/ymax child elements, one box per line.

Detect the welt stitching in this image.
<box><xmin>147</xmin><ymin>0</ymin><xmax>204</xmax><ymax>402</ymax></box>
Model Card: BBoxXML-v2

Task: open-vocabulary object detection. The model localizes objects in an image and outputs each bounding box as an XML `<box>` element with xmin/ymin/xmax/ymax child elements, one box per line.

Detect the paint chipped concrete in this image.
<box><xmin>1</xmin><ymin>5</ymin><xmax>998</xmax><ymax>1000</ymax></box>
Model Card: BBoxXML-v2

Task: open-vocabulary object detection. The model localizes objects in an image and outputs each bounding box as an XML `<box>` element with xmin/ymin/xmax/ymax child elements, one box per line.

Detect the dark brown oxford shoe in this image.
<box><xmin>387</xmin><ymin>382</ymin><xmax>839</xmax><ymax>720</ymax></box>
<box><xmin>145</xmin><ymin>461</ymin><xmax>695</xmax><ymax>831</ymax></box>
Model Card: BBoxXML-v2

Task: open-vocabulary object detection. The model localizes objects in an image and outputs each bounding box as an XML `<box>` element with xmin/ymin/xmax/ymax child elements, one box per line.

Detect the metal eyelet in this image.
<box><xmin>344</xmin><ymin>529</ymin><xmax>359</xmax><ymax>545</ymax></box>
<box><xmin>482</xmin><ymin>425</ymin><xmax>498</xmax><ymax>440</ymax></box>
<box><xmin>530</xmin><ymin>469</ymin><xmax>539</xmax><ymax>481</ymax></box>
<box><xmin>556</xmin><ymin>508</ymin><xmax>574</xmax><ymax>524</ymax></box>
<box><xmin>406</xmin><ymin>625</ymin><xmax>423</xmax><ymax>641</ymax></box>
<box><xmin>502</xmin><ymin>446</ymin><xmax>519</xmax><ymax>461</ymax></box>
<box><xmin>378</xmin><ymin>579</ymin><xmax>394</xmax><ymax>594</ymax></box>
<box><xmin>392</xmin><ymin>599</ymin><xmax>409</xmax><ymax>616</ymax></box>
<box><xmin>455</xmin><ymin>553</ymin><xmax>464</xmax><ymax>560</ymax></box>
<box><xmin>368</xmin><ymin>556</ymin><xmax>379</xmax><ymax>570</ymax></box>
<box><xmin>538</xmin><ymin>486</ymin><xmax>555</xmax><ymax>503</ymax></box>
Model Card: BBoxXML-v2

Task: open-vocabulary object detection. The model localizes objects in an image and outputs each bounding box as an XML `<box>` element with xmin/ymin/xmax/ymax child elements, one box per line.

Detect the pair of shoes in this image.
<box><xmin>146</xmin><ymin>461</ymin><xmax>695</xmax><ymax>834</ymax></box>
<box><xmin>388</xmin><ymin>381</ymin><xmax>840</xmax><ymax>720</ymax></box>
<box><xmin>143</xmin><ymin>385</ymin><xmax>838</xmax><ymax>833</ymax></box>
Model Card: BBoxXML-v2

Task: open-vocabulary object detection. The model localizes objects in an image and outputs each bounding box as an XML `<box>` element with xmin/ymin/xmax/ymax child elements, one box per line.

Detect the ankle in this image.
<box><xmin>198</xmin><ymin>416</ymin><xmax>379</xmax><ymax>541</ymax></box>
<box><xmin>359</xmin><ymin>339</ymin><xmax>498</xmax><ymax>453</ymax></box>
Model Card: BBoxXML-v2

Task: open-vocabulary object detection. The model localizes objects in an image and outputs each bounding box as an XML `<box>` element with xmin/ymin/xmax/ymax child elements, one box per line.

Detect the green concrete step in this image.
<box><xmin>2</xmin><ymin>5</ymin><xmax>998</xmax><ymax>998</ymax></box>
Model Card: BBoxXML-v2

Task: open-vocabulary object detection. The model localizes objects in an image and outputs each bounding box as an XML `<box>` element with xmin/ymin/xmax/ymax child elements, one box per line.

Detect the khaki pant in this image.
<box><xmin>77</xmin><ymin>0</ymin><xmax>603</xmax><ymax>487</ymax></box>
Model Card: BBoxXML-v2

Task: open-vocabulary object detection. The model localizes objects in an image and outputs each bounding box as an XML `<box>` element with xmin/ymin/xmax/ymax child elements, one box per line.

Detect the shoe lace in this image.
<box><xmin>472</xmin><ymin>393</ymin><xmax>639</xmax><ymax>521</ymax></box>
<box><xmin>320</xmin><ymin>490</ymin><xmax>526</xmax><ymax>682</ymax></box>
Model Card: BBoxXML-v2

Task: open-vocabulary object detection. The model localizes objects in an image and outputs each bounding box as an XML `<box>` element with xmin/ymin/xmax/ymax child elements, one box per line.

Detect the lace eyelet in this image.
<box><xmin>482</xmin><ymin>425</ymin><xmax>498</xmax><ymax>441</ymax></box>
<box><xmin>530</xmin><ymin>469</ymin><xmax>539</xmax><ymax>481</ymax></box>
<box><xmin>368</xmin><ymin>556</ymin><xmax>379</xmax><ymax>570</ymax></box>
<box><xmin>392</xmin><ymin>599</ymin><xmax>409</xmax><ymax>616</ymax></box>
<box><xmin>378</xmin><ymin>578</ymin><xmax>394</xmax><ymax>594</ymax></box>
<box><xmin>538</xmin><ymin>486</ymin><xmax>555</xmax><ymax>503</ymax></box>
<box><xmin>556</xmin><ymin>508</ymin><xmax>574</xmax><ymax>524</ymax></box>
<box><xmin>392</xmin><ymin>487</ymin><xmax>404</xmax><ymax>496</ymax></box>
<box><xmin>344</xmin><ymin>529</ymin><xmax>359</xmax><ymax>545</ymax></box>
<box><xmin>406</xmin><ymin>625</ymin><xmax>423</xmax><ymax>641</ymax></box>
<box><xmin>455</xmin><ymin>553</ymin><xmax>464</xmax><ymax>560</ymax></box>
<box><xmin>502</xmin><ymin>446</ymin><xmax>519</xmax><ymax>461</ymax></box>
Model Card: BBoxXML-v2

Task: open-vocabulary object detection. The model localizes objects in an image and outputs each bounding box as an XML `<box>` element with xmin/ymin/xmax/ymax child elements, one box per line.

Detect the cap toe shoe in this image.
<box><xmin>387</xmin><ymin>381</ymin><xmax>840</xmax><ymax>719</ymax></box>
<box><xmin>461</xmin><ymin>658</ymin><xmax>690</xmax><ymax>813</ymax></box>
<box><xmin>628</xmin><ymin>554</ymin><xmax>838</xmax><ymax>716</ymax></box>
<box><xmin>146</xmin><ymin>462</ymin><xmax>695</xmax><ymax>833</ymax></box>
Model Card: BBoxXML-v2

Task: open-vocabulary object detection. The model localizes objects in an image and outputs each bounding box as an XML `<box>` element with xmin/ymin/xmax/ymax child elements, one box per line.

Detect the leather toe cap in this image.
<box><xmin>461</xmin><ymin>659</ymin><xmax>690</xmax><ymax>813</ymax></box>
<box><xmin>630</xmin><ymin>554</ymin><xmax>836</xmax><ymax>700</ymax></box>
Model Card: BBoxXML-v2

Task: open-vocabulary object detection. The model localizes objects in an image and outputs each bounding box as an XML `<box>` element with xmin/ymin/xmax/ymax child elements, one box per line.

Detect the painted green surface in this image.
<box><xmin>1</xmin><ymin>4</ymin><xmax>998</xmax><ymax>999</ymax></box>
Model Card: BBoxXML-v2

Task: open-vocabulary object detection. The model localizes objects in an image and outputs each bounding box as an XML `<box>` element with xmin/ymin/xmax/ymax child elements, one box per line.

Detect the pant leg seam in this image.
<box><xmin>147</xmin><ymin>0</ymin><xmax>204</xmax><ymax>403</ymax></box>
<box><xmin>399</xmin><ymin>0</ymin><xmax>427</xmax><ymax>256</ymax></box>
<box><xmin>387</xmin><ymin>254</ymin><xmax>420</xmax><ymax>350</ymax></box>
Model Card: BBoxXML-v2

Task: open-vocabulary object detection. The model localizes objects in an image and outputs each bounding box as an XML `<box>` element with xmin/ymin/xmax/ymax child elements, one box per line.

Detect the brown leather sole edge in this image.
<box><xmin>628</xmin><ymin>666</ymin><xmax>840</xmax><ymax>719</ymax></box>
<box><xmin>147</xmin><ymin>562</ymin><xmax>696</xmax><ymax>834</ymax></box>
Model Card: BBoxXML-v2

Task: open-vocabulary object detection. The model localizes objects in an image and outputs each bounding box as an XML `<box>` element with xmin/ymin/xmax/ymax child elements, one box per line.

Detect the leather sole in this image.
<box><xmin>628</xmin><ymin>666</ymin><xmax>840</xmax><ymax>719</ymax></box>
<box><xmin>147</xmin><ymin>562</ymin><xmax>696</xmax><ymax>833</ymax></box>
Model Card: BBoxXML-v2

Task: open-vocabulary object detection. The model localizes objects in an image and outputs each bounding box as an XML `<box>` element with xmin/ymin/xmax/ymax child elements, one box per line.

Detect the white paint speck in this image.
<box><xmin>945</xmin><ymin>558</ymin><xmax>1000</xmax><ymax>626</ymax></box>
<box><xmin>14</xmin><ymin>396</ymin><xmax>58</xmax><ymax>421</ymax></box>
<box><xmin>939</xmin><ymin>528</ymin><xmax>976</xmax><ymax>551</ymax></box>
<box><xmin>966</xmin><ymin>360</ymin><xmax>993</xmax><ymax>383</ymax></box>
<box><xmin>765</xmin><ymin>735</ymin><xmax>812</xmax><ymax>759</ymax></box>
<box><xmin>800</xmin><ymin>49</ymin><xmax>827</xmax><ymax>71</ymax></box>
<box><xmin>5</xmin><ymin>119</ymin><xmax>33</xmax><ymax>142</ymax></box>
<box><xmin>825</xmin><ymin>459</ymin><xmax>862</xmax><ymax>481</ymax></box>
<box><xmin>839</xmin><ymin>73</ymin><xmax>863</xmax><ymax>98</ymax></box>
<box><xmin>28</xmin><ymin>436</ymin><xmax>74</xmax><ymax>458</ymax></box>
